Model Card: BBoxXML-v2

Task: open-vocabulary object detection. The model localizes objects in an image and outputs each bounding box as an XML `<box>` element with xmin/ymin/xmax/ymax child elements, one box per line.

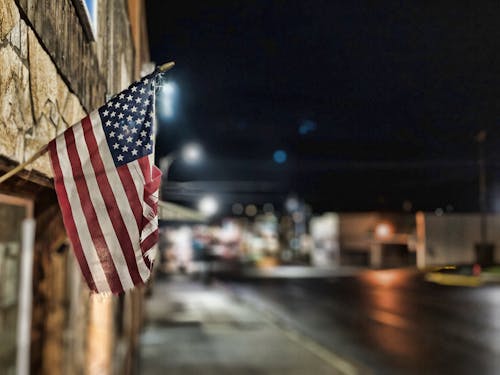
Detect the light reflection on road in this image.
<box><xmin>230</xmin><ymin>269</ymin><xmax>500</xmax><ymax>374</ymax></box>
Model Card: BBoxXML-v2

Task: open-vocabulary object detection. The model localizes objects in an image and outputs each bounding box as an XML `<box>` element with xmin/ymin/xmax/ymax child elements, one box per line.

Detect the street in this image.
<box><xmin>140</xmin><ymin>269</ymin><xmax>500</xmax><ymax>374</ymax></box>
<box><xmin>4</xmin><ymin>2</ymin><xmax>500</xmax><ymax>374</ymax></box>
<box><xmin>223</xmin><ymin>269</ymin><xmax>500</xmax><ymax>374</ymax></box>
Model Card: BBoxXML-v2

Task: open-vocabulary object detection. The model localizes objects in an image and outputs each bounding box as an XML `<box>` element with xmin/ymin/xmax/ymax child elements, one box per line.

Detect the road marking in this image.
<box><xmin>281</xmin><ymin>326</ymin><xmax>364</xmax><ymax>374</ymax></box>
<box><xmin>222</xmin><ymin>282</ymin><xmax>369</xmax><ymax>374</ymax></box>
<box><xmin>262</xmin><ymin>314</ymin><xmax>369</xmax><ymax>375</ymax></box>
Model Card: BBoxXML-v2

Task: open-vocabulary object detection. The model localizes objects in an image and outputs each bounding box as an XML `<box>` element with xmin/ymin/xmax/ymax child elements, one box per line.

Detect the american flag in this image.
<box><xmin>48</xmin><ymin>72</ymin><xmax>162</xmax><ymax>294</ymax></box>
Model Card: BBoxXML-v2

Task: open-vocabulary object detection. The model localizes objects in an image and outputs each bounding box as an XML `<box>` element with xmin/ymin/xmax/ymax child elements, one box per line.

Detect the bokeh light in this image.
<box><xmin>232</xmin><ymin>203</ymin><xmax>244</xmax><ymax>215</ymax></box>
<box><xmin>199</xmin><ymin>196</ymin><xmax>218</xmax><ymax>216</ymax></box>
<box><xmin>181</xmin><ymin>143</ymin><xmax>202</xmax><ymax>163</ymax></box>
<box><xmin>298</xmin><ymin>119</ymin><xmax>317</xmax><ymax>135</ymax></box>
<box><xmin>263</xmin><ymin>203</ymin><xmax>274</xmax><ymax>213</ymax></box>
<box><xmin>245</xmin><ymin>204</ymin><xmax>258</xmax><ymax>216</ymax></box>
<box><xmin>273</xmin><ymin>150</ymin><xmax>287</xmax><ymax>164</ymax></box>
<box><xmin>158</xmin><ymin>81</ymin><xmax>177</xmax><ymax>120</ymax></box>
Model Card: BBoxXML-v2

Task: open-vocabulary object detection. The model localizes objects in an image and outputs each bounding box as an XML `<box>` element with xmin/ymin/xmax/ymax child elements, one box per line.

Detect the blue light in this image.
<box><xmin>273</xmin><ymin>150</ymin><xmax>287</xmax><ymax>164</ymax></box>
<box><xmin>298</xmin><ymin>120</ymin><xmax>317</xmax><ymax>135</ymax></box>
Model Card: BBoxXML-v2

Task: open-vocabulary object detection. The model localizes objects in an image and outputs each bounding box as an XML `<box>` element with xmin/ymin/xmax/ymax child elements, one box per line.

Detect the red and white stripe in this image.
<box><xmin>49</xmin><ymin>111</ymin><xmax>160</xmax><ymax>294</ymax></box>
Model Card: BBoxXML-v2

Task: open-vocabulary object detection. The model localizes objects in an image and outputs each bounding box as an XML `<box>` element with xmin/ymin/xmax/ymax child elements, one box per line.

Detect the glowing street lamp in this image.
<box><xmin>160</xmin><ymin>142</ymin><xmax>203</xmax><ymax>181</ymax></box>
<box><xmin>199</xmin><ymin>195</ymin><xmax>218</xmax><ymax>217</ymax></box>
<box><xmin>181</xmin><ymin>142</ymin><xmax>203</xmax><ymax>164</ymax></box>
<box><xmin>159</xmin><ymin>142</ymin><xmax>203</xmax><ymax>201</ymax></box>
<box><xmin>375</xmin><ymin>222</ymin><xmax>394</xmax><ymax>240</ymax></box>
<box><xmin>158</xmin><ymin>81</ymin><xmax>177</xmax><ymax>120</ymax></box>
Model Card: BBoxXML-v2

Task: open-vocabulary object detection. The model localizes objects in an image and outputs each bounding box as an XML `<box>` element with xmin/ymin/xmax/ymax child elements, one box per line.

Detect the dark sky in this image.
<box><xmin>146</xmin><ymin>1</ymin><xmax>500</xmax><ymax>214</ymax></box>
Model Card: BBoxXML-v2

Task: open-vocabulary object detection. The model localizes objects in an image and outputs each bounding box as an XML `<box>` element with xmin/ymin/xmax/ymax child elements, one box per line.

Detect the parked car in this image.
<box><xmin>424</xmin><ymin>264</ymin><xmax>483</xmax><ymax>287</ymax></box>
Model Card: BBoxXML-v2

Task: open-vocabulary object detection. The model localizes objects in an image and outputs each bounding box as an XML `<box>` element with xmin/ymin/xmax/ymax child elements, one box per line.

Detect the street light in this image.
<box><xmin>375</xmin><ymin>222</ymin><xmax>394</xmax><ymax>240</ymax></box>
<box><xmin>199</xmin><ymin>195</ymin><xmax>218</xmax><ymax>217</ymax></box>
<box><xmin>158</xmin><ymin>81</ymin><xmax>177</xmax><ymax>120</ymax></box>
<box><xmin>159</xmin><ymin>143</ymin><xmax>203</xmax><ymax>202</ymax></box>
<box><xmin>181</xmin><ymin>142</ymin><xmax>203</xmax><ymax>164</ymax></box>
<box><xmin>159</xmin><ymin>142</ymin><xmax>203</xmax><ymax>181</ymax></box>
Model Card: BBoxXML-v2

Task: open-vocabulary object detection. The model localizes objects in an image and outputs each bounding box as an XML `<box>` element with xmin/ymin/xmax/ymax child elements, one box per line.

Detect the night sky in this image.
<box><xmin>147</xmin><ymin>1</ymin><xmax>500</xmax><ymax>214</ymax></box>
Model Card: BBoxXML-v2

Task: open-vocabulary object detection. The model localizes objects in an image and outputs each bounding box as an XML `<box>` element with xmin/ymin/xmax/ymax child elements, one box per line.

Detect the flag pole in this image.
<box><xmin>0</xmin><ymin>61</ymin><xmax>175</xmax><ymax>185</ymax></box>
<box><xmin>0</xmin><ymin>145</ymin><xmax>48</xmax><ymax>185</ymax></box>
<box><xmin>159</xmin><ymin>61</ymin><xmax>175</xmax><ymax>72</ymax></box>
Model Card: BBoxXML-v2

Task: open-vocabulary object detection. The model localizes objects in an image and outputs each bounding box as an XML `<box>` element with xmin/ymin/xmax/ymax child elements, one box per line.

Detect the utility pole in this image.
<box><xmin>476</xmin><ymin>130</ymin><xmax>487</xmax><ymax>244</ymax></box>
<box><xmin>475</xmin><ymin>130</ymin><xmax>494</xmax><ymax>265</ymax></box>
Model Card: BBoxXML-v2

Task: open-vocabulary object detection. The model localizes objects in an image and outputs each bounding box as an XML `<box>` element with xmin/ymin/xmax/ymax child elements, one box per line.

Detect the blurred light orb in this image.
<box><xmin>263</xmin><ymin>203</ymin><xmax>274</xmax><ymax>213</ymax></box>
<box><xmin>161</xmin><ymin>102</ymin><xmax>174</xmax><ymax>118</ymax></box>
<box><xmin>285</xmin><ymin>196</ymin><xmax>299</xmax><ymax>212</ymax></box>
<box><xmin>298</xmin><ymin>119</ymin><xmax>317</xmax><ymax>135</ymax></box>
<box><xmin>232</xmin><ymin>203</ymin><xmax>244</xmax><ymax>215</ymax></box>
<box><xmin>162</xmin><ymin>81</ymin><xmax>176</xmax><ymax>95</ymax></box>
<box><xmin>375</xmin><ymin>222</ymin><xmax>393</xmax><ymax>239</ymax></box>
<box><xmin>159</xmin><ymin>81</ymin><xmax>177</xmax><ymax>120</ymax></box>
<box><xmin>273</xmin><ymin>150</ymin><xmax>287</xmax><ymax>164</ymax></box>
<box><xmin>199</xmin><ymin>196</ymin><xmax>218</xmax><ymax>216</ymax></box>
<box><xmin>181</xmin><ymin>143</ymin><xmax>202</xmax><ymax>163</ymax></box>
<box><xmin>435</xmin><ymin>208</ymin><xmax>444</xmax><ymax>216</ymax></box>
<box><xmin>245</xmin><ymin>204</ymin><xmax>258</xmax><ymax>217</ymax></box>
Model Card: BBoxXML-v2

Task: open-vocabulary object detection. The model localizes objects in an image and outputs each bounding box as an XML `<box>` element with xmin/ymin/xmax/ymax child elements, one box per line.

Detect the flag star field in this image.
<box><xmin>99</xmin><ymin>77</ymin><xmax>155</xmax><ymax>167</ymax></box>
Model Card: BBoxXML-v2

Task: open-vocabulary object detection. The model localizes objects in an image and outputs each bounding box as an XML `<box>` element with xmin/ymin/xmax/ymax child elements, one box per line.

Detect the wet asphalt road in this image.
<box><xmin>224</xmin><ymin>269</ymin><xmax>500</xmax><ymax>375</ymax></box>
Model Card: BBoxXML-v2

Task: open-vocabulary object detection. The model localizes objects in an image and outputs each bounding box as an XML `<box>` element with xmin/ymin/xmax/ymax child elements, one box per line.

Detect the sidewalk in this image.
<box><xmin>139</xmin><ymin>276</ymin><xmax>347</xmax><ymax>375</ymax></box>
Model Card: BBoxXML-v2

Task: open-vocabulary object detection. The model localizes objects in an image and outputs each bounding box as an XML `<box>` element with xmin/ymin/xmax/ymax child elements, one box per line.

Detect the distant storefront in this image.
<box><xmin>310</xmin><ymin>211</ymin><xmax>500</xmax><ymax>268</ymax></box>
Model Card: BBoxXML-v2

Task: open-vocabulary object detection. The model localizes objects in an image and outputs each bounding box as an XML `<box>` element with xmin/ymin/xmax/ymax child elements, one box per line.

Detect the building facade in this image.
<box><xmin>0</xmin><ymin>0</ymin><xmax>151</xmax><ymax>374</ymax></box>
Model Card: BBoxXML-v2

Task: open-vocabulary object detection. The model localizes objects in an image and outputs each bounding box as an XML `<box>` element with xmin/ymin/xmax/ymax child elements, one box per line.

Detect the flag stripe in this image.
<box><xmin>137</xmin><ymin>157</ymin><xmax>156</xmax><ymax>211</ymax></box>
<box><xmin>141</xmin><ymin>229</ymin><xmax>158</xmax><ymax>269</ymax></box>
<box><xmin>64</xmin><ymin>127</ymin><xmax>123</xmax><ymax>293</ymax></box>
<box><xmin>49</xmin><ymin>142</ymin><xmax>98</xmax><ymax>293</ymax></box>
<box><xmin>77</xmin><ymin>118</ymin><xmax>141</xmax><ymax>288</ymax></box>
<box><xmin>116</xmin><ymin>164</ymin><xmax>144</xmax><ymax>228</ymax></box>
<box><xmin>138</xmin><ymin>157</ymin><xmax>159</xmax><ymax>213</ymax></box>
<box><xmin>89</xmin><ymin>112</ymin><xmax>152</xmax><ymax>282</ymax></box>
<box><xmin>141</xmin><ymin>218</ymin><xmax>158</xmax><ymax>240</ymax></box>
<box><xmin>138</xmin><ymin>155</ymin><xmax>151</xmax><ymax>181</ymax></box>
<box><xmin>116</xmin><ymin>166</ymin><xmax>143</xmax><ymax>228</ymax></box>
<box><xmin>126</xmin><ymin>161</ymin><xmax>157</xmax><ymax>235</ymax></box>
<box><xmin>141</xmin><ymin>248</ymin><xmax>152</xmax><ymax>269</ymax></box>
<box><xmin>136</xmin><ymin>158</ymin><xmax>160</xmax><ymax>238</ymax></box>
<box><xmin>116</xmin><ymin>164</ymin><xmax>154</xmax><ymax>272</ymax></box>
<box><xmin>141</xmin><ymin>229</ymin><xmax>159</xmax><ymax>256</ymax></box>
<box><xmin>54</xmin><ymin>132</ymin><xmax>111</xmax><ymax>293</ymax></box>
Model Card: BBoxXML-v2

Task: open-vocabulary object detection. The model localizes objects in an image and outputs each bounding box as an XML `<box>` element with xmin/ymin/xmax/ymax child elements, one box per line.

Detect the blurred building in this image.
<box><xmin>310</xmin><ymin>212</ymin><xmax>419</xmax><ymax>268</ymax></box>
<box><xmin>309</xmin><ymin>213</ymin><xmax>339</xmax><ymax>267</ymax></box>
<box><xmin>0</xmin><ymin>1</ymin><xmax>151</xmax><ymax>374</ymax></box>
<box><xmin>310</xmin><ymin>211</ymin><xmax>500</xmax><ymax>269</ymax></box>
<box><xmin>423</xmin><ymin>213</ymin><xmax>500</xmax><ymax>265</ymax></box>
<box><xmin>339</xmin><ymin>212</ymin><xmax>418</xmax><ymax>268</ymax></box>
